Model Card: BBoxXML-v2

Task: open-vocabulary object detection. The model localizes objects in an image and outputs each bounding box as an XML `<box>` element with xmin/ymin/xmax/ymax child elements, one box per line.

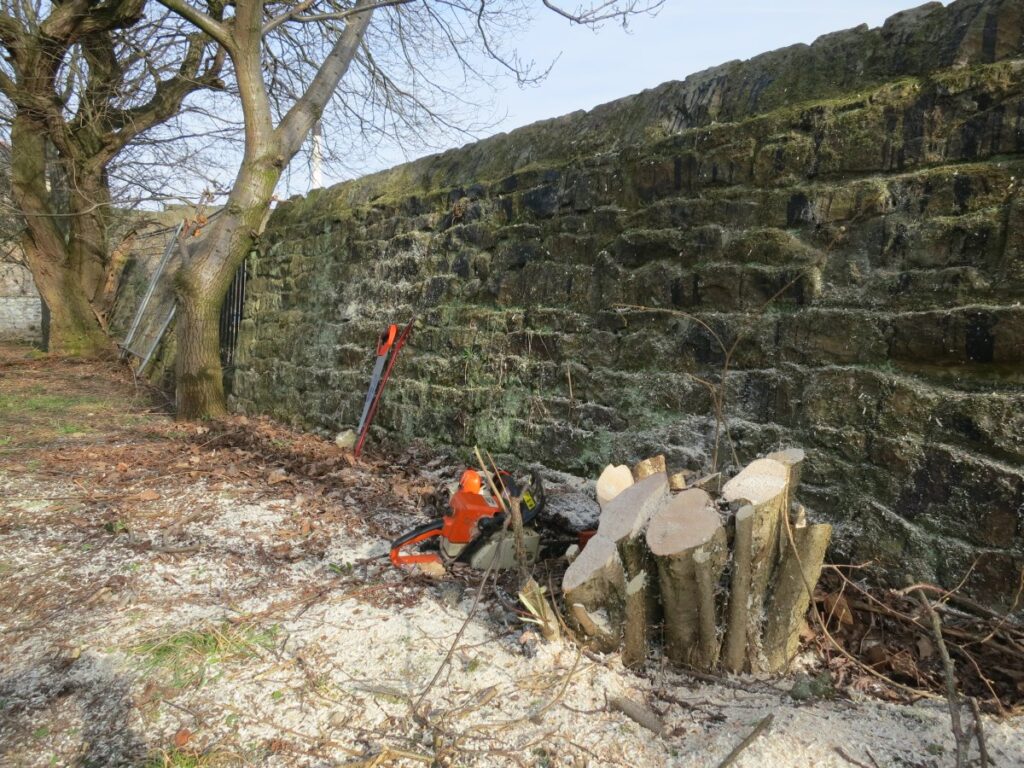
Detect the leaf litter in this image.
<box><xmin>1</xmin><ymin>342</ymin><xmax>1022</xmax><ymax>767</ymax></box>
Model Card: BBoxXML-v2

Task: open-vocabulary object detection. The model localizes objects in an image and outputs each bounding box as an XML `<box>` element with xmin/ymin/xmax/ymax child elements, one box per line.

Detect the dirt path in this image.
<box><xmin>1</xmin><ymin>343</ymin><xmax>1021</xmax><ymax>767</ymax></box>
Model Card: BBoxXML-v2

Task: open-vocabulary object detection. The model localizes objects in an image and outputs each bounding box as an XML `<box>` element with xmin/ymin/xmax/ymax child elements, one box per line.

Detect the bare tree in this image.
<box><xmin>155</xmin><ymin>0</ymin><xmax>663</xmax><ymax>418</ymax></box>
<box><xmin>0</xmin><ymin>1</ymin><xmax>225</xmax><ymax>355</ymax></box>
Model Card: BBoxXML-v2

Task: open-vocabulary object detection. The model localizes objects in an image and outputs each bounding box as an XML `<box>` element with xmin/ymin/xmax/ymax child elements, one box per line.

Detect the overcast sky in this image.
<box><xmin>277</xmin><ymin>0</ymin><xmax>942</xmax><ymax>197</ymax></box>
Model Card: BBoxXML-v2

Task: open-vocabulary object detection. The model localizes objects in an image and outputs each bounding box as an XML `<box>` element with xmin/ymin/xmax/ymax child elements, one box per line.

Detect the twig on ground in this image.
<box><xmin>912</xmin><ymin>582</ymin><xmax>967</xmax><ymax>768</ymax></box>
<box><xmin>970</xmin><ymin>697</ymin><xmax>990</xmax><ymax>768</ymax></box>
<box><xmin>607</xmin><ymin>695</ymin><xmax>664</xmax><ymax>735</ymax></box>
<box><xmin>834</xmin><ymin>746</ymin><xmax>873</xmax><ymax>768</ymax></box>
<box><xmin>716</xmin><ymin>713</ymin><xmax>773</xmax><ymax>768</ymax></box>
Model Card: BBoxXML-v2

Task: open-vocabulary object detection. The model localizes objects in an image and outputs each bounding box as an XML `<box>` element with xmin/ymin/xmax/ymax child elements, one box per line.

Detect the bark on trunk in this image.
<box><xmin>761</xmin><ymin>522</ymin><xmax>832</xmax><ymax>672</ymax></box>
<box><xmin>596</xmin><ymin>471</ymin><xmax>670</xmax><ymax>668</ymax></box>
<box><xmin>722</xmin><ymin>458</ymin><xmax>790</xmax><ymax>672</ymax></box>
<box><xmin>10</xmin><ymin>112</ymin><xmax>111</xmax><ymax>357</ymax></box>
<box><xmin>171</xmin><ymin>3</ymin><xmax>373</xmax><ymax>419</ymax></box>
<box><xmin>647</xmin><ymin>488</ymin><xmax>726</xmax><ymax>667</ymax></box>
<box><xmin>174</xmin><ymin>265</ymin><xmax>229</xmax><ymax>419</ymax></box>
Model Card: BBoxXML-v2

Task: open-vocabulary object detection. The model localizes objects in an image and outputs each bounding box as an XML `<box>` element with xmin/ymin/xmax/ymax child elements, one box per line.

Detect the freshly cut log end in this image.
<box><xmin>597</xmin><ymin>464</ymin><xmax>634</xmax><ymax>509</ymax></box>
<box><xmin>669</xmin><ymin>471</ymin><xmax>690</xmax><ymax>491</ymax></box>
<box><xmin>596</xmin><ymin>472</ymin><xmax>668</xmax><ymax>668</ymax></box>
<box><xmin>597</xmin><ymin>470</ymin><xmax>670</xmax><ymax>545</ymax></box>
<box><xmin>632</xmin><ymin>455</ymin><xmax>667</xmax><ymax>481</ymax></box>
<box><xmin>562</xmin><ymin>534</ymin><xmax>625</xmax><ymax>652</ymax></box>
<box><xmin>646</xmin><ymin>488</ymin><xmax>719</xmax><ymax>557</ymax></box>
<box><xmin>722</xmin><ymin>457</ymin><xmax>792</xmax><ymax>669</ymax></box>
<box><xmin>722</xmin><ymin>458</ymin><xmax>788</xmax><ymax>509</ymax></box>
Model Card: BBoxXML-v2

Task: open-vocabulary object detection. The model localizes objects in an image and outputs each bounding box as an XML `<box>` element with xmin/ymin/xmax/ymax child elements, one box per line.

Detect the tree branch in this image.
<box><xmin>275</xmin><ymin>0</ymin><xmax>374</xmax><ymax>155</ymax></box>
<box><xmin>156</xmin><ymin>0</ymin><xmax>233</xmax><ymax>49</ymax></box>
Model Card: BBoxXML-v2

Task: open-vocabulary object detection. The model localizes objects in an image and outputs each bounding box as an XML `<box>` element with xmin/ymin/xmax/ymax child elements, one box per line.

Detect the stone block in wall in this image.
<box><xmin>777</xmin><ymin>310</ymin><xmax>889</xmax><ymax>366</ymax></box>
<box><xmin>889</xmin><ymin>306</ymin><xmax>1024</xmax><ymax>365</ymax></box>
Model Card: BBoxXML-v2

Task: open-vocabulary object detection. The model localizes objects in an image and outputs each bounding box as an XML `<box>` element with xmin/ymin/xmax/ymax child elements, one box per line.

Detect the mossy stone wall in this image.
<box><xmin>233</xmin><ymin>0</ymin><xmax>1024</xmax><ymax>607</ymax></box>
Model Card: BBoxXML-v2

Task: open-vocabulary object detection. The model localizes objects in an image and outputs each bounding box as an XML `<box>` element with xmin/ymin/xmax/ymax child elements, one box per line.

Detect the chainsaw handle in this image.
<box><xmin>389</xmin><ymin>518</ymin><xmax>444</xmax><ymax>567</ymax></box>
<box><xmin>377</xmin><ymin>323</ymin><xmax>398</xmax><ymax>355</ymax></box>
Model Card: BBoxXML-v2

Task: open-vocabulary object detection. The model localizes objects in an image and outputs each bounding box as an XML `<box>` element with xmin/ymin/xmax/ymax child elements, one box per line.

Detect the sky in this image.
<box><xmin>276</xmin><ymin>0</ymin><xmax>945</xmax><ymax>197</ymax></box>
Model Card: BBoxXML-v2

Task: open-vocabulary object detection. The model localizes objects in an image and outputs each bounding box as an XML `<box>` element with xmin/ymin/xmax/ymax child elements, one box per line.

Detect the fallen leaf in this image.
<box><xmin>863</xmin><ymin>644</ymin><xmax>888</xmax><ymax>669</ymax></box>
<box><xmin>916</xmin><ymin>636</ymin><xmax>934</xmax><ymax>660</ymax></box>
<box><xmin>890</xmin><ymin>649</ymin><xmax>919</xmax><ymax>681</ymax></box>
<box><xmin>823</xmin><ymin>593</ymin><xmax>855</xmax><ymax>626</ymax></box>
<box><xmin>173</xmin><ymin>728</ymin><xmax>191</xmax><ymax>748</ymax></box>
<box><xmin>798</xmin><ymin>619</ymin><xmax>815</xmax><ymax>643</ymax></box>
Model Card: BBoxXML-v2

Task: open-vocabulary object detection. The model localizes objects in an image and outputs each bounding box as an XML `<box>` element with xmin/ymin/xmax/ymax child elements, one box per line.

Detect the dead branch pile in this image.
<box><xmin>817</xmin><ymin>566</ymin><xmax>1024</xmax><ymax>712</ymax></box>
<box><xmin>563</xmin><ymin>449</ymin><xmax>831</xmax><ymax>674</ymax></box>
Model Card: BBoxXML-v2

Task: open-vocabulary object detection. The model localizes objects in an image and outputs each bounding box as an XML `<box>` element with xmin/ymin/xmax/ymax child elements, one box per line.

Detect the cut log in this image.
<box><xmin>562</xmin><ymin>534</ymin><xmax>625</xmax><ymax>652</ymax></box>
<box><xmin>694</xmin><ymin>472</ymin><xmax>722</xmax><ymax>494</ymax></box>
<box><xmin>761</xmin><ymin>522</ymin><xmax>832</xmax><ymax>672</ymax></box>
<box><xmin>632</xmin><ymin>455</ymin><xmax>666</xmax><ymax>482</ymax></box>
<box><xmin>694</xmin><ymin>547</ymin><xmax>721</xmax><ymax>669</ymax></box>
<box><xmin>646</xmin><ymin>488</ymin><xmax>726</xmax><ymax>667</ymax></box>
<box><xmin>597</xmin><ymin>471</ymin><xmax>670</xmax><ymax>544</ymax></box>
<box><xmin>723</xmin><ymin>504</ymin><xmax>754</xmax><ymax>673</ymax></box>
<box><xmin>669</xmin><ymin>471</ymin><xmax>690</xmax><ymax>491</ymax></box>
<box><xmin>722</xmin><ymin>458</ymin><xmax>790</xmax><ymax>670</ymax></box>
<box><xmin>766</xmin><ymin>448</ymin><xmax>806</xmax><ymax>564</ymax></box>
<box><xmin>597</xmin><ymin>471</ymin><xmax>670</xmax><ymax>668</ymax></box>
<box><xmin>596</xmin><ymin>464</ymin><xmax>634</xmax><ymax>509</ymax></box>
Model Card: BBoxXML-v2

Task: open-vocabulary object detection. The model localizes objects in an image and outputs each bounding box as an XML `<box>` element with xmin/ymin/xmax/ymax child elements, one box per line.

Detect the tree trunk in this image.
<box><xmin>761</xmin><ymin>521</ymin><xmax>832</xmax><ymax>672</ymax></box>
<box><xmin>66</xmin><ymin>160</ymin><xmax>114</xmax><ymax>309</ymax></box>
<box><xmin>596</xmin><ymin>471</ymin><xmax>670</xmax><ymax>668</ymax></box>
<box><xmin>647</xmin><ymin>488</ymin><xmax>726</xmax><ymax>667</ymax></box>
<box><xmin>10</xmin><ymin>112</ymin><xmax>111</xmax><ymax>357</ymax></box>
<box><xmin>562</xmin><ymin>535</ymin><xmax>625</xmax><ymax>653</ymax></box>
<box><xmin>721</xmin><ymin>457</ymin><xmax>790</xmax><ymax>672</ymax></box>
<box><xmin>174</xmin><ymin>266</ymin><xmax>229</xmax><ymax>419</ymax></box>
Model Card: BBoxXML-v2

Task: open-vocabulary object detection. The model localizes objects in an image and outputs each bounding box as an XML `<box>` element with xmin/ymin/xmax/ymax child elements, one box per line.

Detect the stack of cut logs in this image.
<box><xmin>562</xmin><ymin>449</ymin><xmax>832</xmax><ymax>674</ymax></box>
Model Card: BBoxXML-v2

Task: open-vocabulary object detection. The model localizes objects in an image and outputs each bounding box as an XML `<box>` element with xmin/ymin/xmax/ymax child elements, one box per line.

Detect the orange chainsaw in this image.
<box><xmin>389</xmin><ymin>468</ymin><xmax>545</xmax><ymax>569</ymax></box>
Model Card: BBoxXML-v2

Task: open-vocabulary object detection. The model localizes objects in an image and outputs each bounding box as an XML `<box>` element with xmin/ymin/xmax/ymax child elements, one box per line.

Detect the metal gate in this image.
<box><xmin>219</xmin><ymin>260</ymin><xmax>247</xmax><ymax>389</ymax></box>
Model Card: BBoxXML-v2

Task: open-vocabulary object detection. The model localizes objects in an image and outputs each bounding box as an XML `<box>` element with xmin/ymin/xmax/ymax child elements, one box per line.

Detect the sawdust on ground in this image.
<box><xmin>1</xmin><ymin>342</ymin><xmax>1021</xmax><ymax>768</ymax></box>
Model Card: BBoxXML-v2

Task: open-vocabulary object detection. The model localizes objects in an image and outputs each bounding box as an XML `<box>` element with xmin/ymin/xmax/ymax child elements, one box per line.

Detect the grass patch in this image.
<box><xmin>56</xmin><ymin>422</ymin><xmax>92</xmax><ymax>435</ymax></box>
<box><xmin>143</xmin><ymin>748</ymin><xmax>241</xmax><ymax>768</ymax></box>
<box><xmin>132</xmin><ymin>622</ymin><xmax>278</xmax><ymax>689</ymax></box>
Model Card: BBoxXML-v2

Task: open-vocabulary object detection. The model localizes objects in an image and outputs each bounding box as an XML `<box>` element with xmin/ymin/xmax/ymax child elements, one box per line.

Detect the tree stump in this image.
<box><xmin>722</xmin><ymin>458</ymin><xmax>790</xmax><ymax>671</ymax></box>
<box><xmin>562</xmin><ymin>534</ymin><xmax>625</xmax><ymax>653</ymax></box>
<box><xmin>596</xmin><ymin>471</ymin><xmax>670</xmax><ymax>667</ymax></box>
<box><xmin>563</xmin><ymin>449</ymin><xmax>831</xmax><ymax>676</ymax></box>
<box><xmin>762</xmin><ymin>521</ymin><xmax>832</xmax><ymax>672</ymax></box>
<box><xmin>646</xmin><ymin>488</ymin><xmax>726</xmax><ymax>667</ymax></box>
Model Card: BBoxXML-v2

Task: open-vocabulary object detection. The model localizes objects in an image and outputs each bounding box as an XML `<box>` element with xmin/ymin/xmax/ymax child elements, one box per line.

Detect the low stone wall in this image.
<box><xmin>0</xmin><ymin>262</ymin><xmax>42</xmax><ymax>342</ymax></box>
<box><xmin>232</xmin><ymin>0</ymin><xmax>1024</xmax><ymax>606</ymax></box>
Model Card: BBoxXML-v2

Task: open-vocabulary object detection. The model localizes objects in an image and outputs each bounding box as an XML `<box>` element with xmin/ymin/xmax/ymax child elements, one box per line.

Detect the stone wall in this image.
<box><xmin>0</xmin><ymin>261</ymin><xmax>42</xmax><ymax>341</ymax></box>
<box><xmin>233</xmin><ymin>0</ymin><xmax>1024</xmax><ymax>606</ymax></box>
